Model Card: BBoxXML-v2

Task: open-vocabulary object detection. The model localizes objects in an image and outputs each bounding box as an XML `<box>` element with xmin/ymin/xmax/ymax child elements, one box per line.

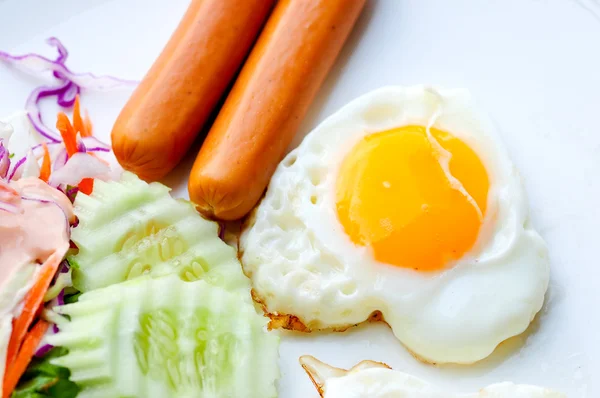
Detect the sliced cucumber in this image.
<box><xmin>47</xmin><ymin>275</ymin><xmax>280</xmax><ymax>398</ymax></box>
<box><xmin>70</xmin><ymin>172</ymin><xmax>249</xmax><ymax>294</ymax></box>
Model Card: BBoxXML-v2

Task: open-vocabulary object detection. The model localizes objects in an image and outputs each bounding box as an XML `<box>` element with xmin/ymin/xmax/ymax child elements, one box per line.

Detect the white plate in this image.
<box><xmin>1</xmin><ymin>0</ymin><xmax>599</xmax><ymax>396</ymax></box>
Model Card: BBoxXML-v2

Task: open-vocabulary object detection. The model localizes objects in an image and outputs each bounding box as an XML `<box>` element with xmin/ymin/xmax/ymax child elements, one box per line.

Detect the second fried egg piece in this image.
<box><xmin>300</xmin><ymin>356</ymin><xmax>564</xmax><ymax>397</ymax></box>
<box><xmin>240</xmin><ymin>86</ymin><xmax>549</xmax><ymax>364</ymax></box>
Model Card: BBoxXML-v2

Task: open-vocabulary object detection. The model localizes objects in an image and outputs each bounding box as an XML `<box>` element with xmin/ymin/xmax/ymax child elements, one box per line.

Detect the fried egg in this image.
<box><xmin>240</xmin><ymin>86</ymin><xmax>549</xmax><ymax>364</ymax></box>
<box><xmin>300</xmin><ymin>355</ymin><xmax>565</xmax><ymax>398</ymax></box>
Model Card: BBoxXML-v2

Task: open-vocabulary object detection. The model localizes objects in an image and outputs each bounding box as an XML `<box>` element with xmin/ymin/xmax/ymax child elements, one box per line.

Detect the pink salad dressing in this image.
<box><xmin>0</xmin><ymin>177</ymin><xmax>75</xmax><ymax>290</ymax></box>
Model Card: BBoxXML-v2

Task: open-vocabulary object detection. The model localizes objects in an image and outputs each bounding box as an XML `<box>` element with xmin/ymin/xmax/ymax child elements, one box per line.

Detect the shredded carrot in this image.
<box><xmin>2</xmin><ymin>320</ymin><xmax>49</xmax><ymax>398</ymax></box>
<box><xmin>39</xmin><ymin>143</ymin><xmax>51</xmax><ymax>182</ymax></box>
<box><xmin>72</xmin><ymin>95</ymin><xmax>88</xmax><ymax>138</ymax></box>
<box><xmin>5</xmin><ymin>252</ymin><xmax>62</xmax><ymax>369</ymax></box>
<box><xmin>78</xmin><ymin>178</ymin><xmax>94</xmax><ymax>195</ymax></box>
<box><xmin>83</xmin><ymin>110</ymin><xmax>93</xmax><ymax>137</ymax></box>
<box><xmin>56</xmin><ymin>113</ymin><xmax>78</xmax><ymax>157</ymax></box>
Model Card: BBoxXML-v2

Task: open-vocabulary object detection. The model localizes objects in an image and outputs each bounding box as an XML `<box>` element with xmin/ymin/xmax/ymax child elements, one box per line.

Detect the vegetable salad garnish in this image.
<box><xmin>0</xmin><ymin>39</ymin><xmax>122</xmax><ymax>398</ymax></box>
<box><xmin>2</xmin><ymin>39</ymin><xmax>279</xmax><ymax>398</ymax></box>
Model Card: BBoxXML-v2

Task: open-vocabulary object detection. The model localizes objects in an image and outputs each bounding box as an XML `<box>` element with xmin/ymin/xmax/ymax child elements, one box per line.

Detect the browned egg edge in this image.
<box><xmin>299</xmin><ymin>355</ymin><xmax>392</xmax><ymax>397</ymax></box>
<box><xmin>236</xmin><ymin>202</ymin><xmax>470</xmax><ymax>367</ymax></box>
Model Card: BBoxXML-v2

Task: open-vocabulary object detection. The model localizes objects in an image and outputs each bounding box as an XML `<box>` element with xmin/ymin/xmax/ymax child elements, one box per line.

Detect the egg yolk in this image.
<box><xmin>336</xmin><ymin>125</ymin><xmax>489</xmax><ymax>272</ymax></box>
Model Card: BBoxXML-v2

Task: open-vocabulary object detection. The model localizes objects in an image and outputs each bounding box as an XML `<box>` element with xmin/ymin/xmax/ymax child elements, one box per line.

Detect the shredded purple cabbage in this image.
<box><xmin>37</xmin><ymin>263</ymin><xmax>71</xmax><ymax>358</ymax></box>
<box><xmin>7</xmin><ymin>137</ymin><xmax>110</xmax><ymax>182</ymax></box>
<box><xmin>58</xmin><ymin>260</ymin><xmax>70</xmax><ymax>274</ymax></box>
<box><xmin>0</xmin><ymin>140</ymin><xmax>9</xmax><ymax>178</ymax></box>
<box><xmin>0</xmin><ymin>48</ymin><xmax>137</xmax><ymax>90</ymax></box>
<box><xmin>56</xmin><ymin>289</ymin><xmax>65</xmax><ymax>306</ymax></box>
<box><xmin>30</xmin><ymin>137</ymin><xmax>109</xmax><ymax>153</ymax></box>
<box><xmin>0</xmin><ymin>202</ymin><xmax>19</xmax><ymax>213</ymax></box>
<box><xmin>80</xmin><ymin>136</ymin><xmax>110</xmax><ymax>151</ymax></box>
<box><xmin>85</xmin><ymin>146</ymin><xmax>110</xmax><ymax>153</ymax></box>
<box><xmin>47</xmin><ymin>37</ymin><xmax>68</xmax><ymax>72</ymax></box>
<box><xmin>7</xmin><ymin>155</ymin><xmax>26</xmax><ymax>181</ymax></box>
<box><xmin>25</xmin><ymin>81</ymin><xmax>73</xmax><ymax>142</ymax></box>
<box><xmin>76</xmin><ymin>135</ymin><xmax>86</xmax><ymax>153</ymax></box>
<box><xmin>54</xmin><ymin>148</ymin><xmax>68</xmax><ymax>171</ymax></box>
<box><xmin>66</xmin><ymin>186</ymin><xmax>79</xmax><ymax>203</ymax></box>
<box><xmin>34</xmin><ymin>343</ymin><xmax>54</xmax><ymax>358</ymax></box>
<box><xmin>34</xmin><ymin>285</ymin><xmax>64</xmax><ymax>356</ymax></box>
<box><xmin>0</xmin><ymin>37</ymin><xmax>137</xmax><ymax>144</ymax></box>
<box><xmin>34</xmin><ymin>291</ymin><xmax>63</xmax><ymax>356</ymax></box>
<box><xmin>1</xmin><ymin>38</ymin><xmax>118</xmax><ymax>194</ymax></box>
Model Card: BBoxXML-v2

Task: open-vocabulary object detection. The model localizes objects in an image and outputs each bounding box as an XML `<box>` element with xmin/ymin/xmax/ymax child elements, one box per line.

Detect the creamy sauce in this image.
<box><xmin>0</xmin><ymin>315</ymin><xmax>10</xmax><ymax>397</ymax></box>
<box><xmin>0</xmin><ymin>177</ymin><xmax>74</xmax><ymax>397</ymax></box>
<box><xmin>0</xmin><ymin>177</ymin><xmax>74</xmax><ymax>287</ymax></box>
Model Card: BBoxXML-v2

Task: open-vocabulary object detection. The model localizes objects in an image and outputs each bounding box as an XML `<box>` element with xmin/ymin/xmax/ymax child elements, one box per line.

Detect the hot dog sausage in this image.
<box><xmin>111</xmin><ymin>0</ymin><xmax>275</xmax><ymax>181</ymax></box>
<box><xmin>189</xmin><ymin>0</ymin><xmax>366</xmax><ymax>220</ymax></box>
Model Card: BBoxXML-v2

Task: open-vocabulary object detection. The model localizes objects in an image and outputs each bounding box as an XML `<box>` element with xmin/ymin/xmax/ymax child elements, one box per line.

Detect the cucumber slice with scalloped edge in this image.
<box><xmin>70</xmin><ymin>172</ymin><xmax>249</xmax><ymax>294</ymax></box>
<box><xmin>47</xmin><ymin>275</ymin><xmax>280</xmax><ymax>398</ymax></box>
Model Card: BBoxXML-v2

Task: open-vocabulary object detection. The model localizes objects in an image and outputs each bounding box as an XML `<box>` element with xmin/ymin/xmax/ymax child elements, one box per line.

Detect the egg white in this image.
<box><xmin>240</xmin><ymin>86</ymin><xmax>549</xmax><ymax>364</ymax></box>
<box><xmin>300</xmin><ymin>355</ymin><xmax>564</xmax><ymax>398</ymax></box>
<box><xmin>326</xmin><ymin>370</ymin><xmax>563</xmax><ymax>398</ymax></box>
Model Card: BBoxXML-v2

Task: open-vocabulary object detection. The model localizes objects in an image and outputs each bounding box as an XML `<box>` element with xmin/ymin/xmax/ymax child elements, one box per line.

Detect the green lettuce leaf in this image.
<box><xmin>11</xmin><ymin>347</ymin><xmax>80</xmax><ymax>398</ymax></box>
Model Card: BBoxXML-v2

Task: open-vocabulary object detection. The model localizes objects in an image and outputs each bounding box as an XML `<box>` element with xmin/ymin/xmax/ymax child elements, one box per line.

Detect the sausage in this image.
<box><xmin>188</xmin><ymin>0</ymin><xmax>366</xmax><ymax>220</ymax></box>
<box><xmin>111</xmin><ymin>0</ymin><xmax>275</xmax><ymax>181</ymax></box>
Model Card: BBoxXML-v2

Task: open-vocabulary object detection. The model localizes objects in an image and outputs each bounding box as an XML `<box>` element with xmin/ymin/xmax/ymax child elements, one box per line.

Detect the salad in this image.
<box><xmin>0</xmin><ymin>38</ymin><xmax>121</xmax><ymax>398</ymax></box>
<box><xmin>0</xmin><ymin>39</ymin><xmax>279</xmax><ymax>398</ymax></box>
